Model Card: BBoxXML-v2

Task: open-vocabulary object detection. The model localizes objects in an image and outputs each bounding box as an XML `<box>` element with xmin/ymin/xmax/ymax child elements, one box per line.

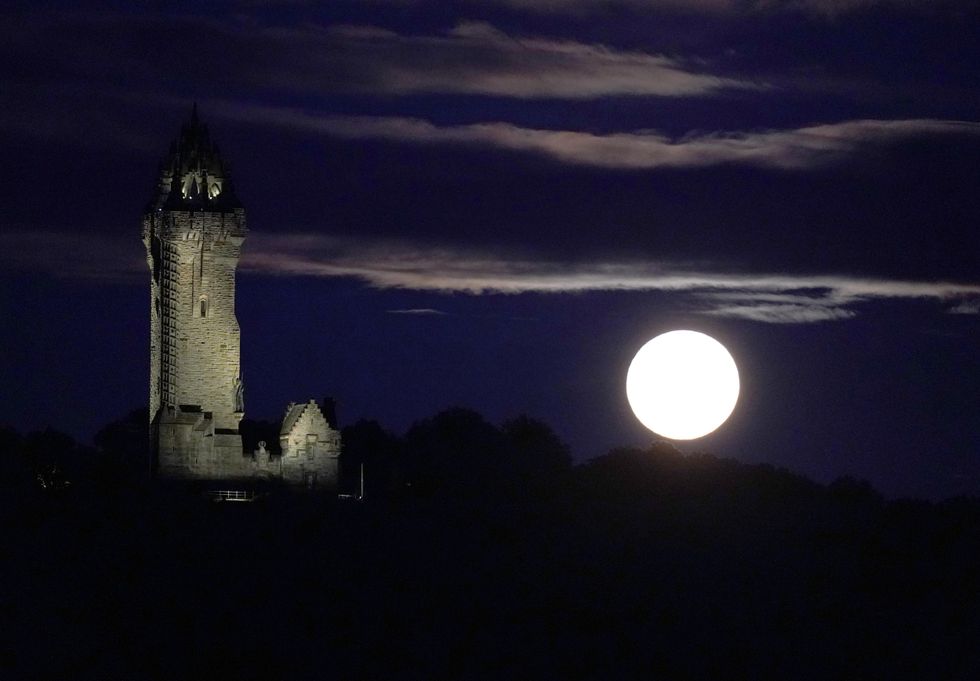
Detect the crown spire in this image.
<box><xmin>146</xmin><ymin>105</ymin><xmax>241</xmax><ymax>212</ymax></box>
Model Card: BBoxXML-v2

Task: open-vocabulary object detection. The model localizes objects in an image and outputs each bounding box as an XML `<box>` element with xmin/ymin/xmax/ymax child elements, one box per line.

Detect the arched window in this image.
<box><xmin>199</xmin><ymin>296</ymin><xmax>208</xmax><ymax>318</ymax></box>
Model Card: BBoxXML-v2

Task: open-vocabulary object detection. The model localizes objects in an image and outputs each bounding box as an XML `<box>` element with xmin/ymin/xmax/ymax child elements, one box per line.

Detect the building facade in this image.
<box><xmin>144</xmin><ymin>107</ymin><xmax>340</xmax><ymax>489</ymax></box>
<box><xmin>279</xmin><ymin>400</ymin><xmax>342</xmax><ymax>489</ymax></box>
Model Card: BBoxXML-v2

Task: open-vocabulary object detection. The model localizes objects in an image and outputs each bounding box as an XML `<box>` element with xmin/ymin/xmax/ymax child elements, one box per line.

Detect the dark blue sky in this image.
<box><xmin>1</xmin><ymin>0</ymin><xmax>978</xmax><ymax>498</ymax></box>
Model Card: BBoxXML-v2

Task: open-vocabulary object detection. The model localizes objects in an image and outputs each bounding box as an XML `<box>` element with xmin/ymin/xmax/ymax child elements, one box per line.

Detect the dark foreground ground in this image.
<box><xmin>3</xmin><ymin>418</ymin><xmax>980</xmax><ymax>680</ymax></box>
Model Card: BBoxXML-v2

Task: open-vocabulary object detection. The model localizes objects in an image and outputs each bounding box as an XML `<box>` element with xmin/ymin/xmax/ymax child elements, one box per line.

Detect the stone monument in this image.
<box><xmin>143</xmin><ymin>106</ymin><xmax>340</xmax><ymax>490</ymax></box>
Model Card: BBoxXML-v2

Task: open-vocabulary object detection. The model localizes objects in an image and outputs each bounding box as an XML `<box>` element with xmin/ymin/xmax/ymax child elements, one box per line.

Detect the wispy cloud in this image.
<box><xmin>387</xmin><ymin>308</ymin><xmax>448</xmax><ymax>315</ymax></box>
<box><xmin>0</xmin><ymin>14</ymin><xmax>761</xmax><ymax>148</ymax></box>
<box><xmin>426</xmin><ymin>0</ymin><xmax>954</xmax><ymax>18</ymax></box>
<box><xmin>705</xmin><ymin>303</ymin><xmax>858</xmax><ymax>323</ymax></box>
<box><xmin>696</xmin><ymin>290</ymin><xmax>860</xmax><ymax>323</ymax></box>
<box><xmin>4</xmin><ymin>230</ymin><xmax>976</xmax><ymax>324</ymax></box>
<box><xmin>212</xmin><ymin>103</ymin><xmax>980</xmax><ymax>170</ymax></box>
<box><xmin>948</xmin><ymin>300</ymin><xmax>980</xmax><ymax>315</ymax></box>
<box><xmin>305</xmin><ymin>21</ymin><xmax>755</xmax><ymax>99</ymax></box>
<box><xmin>240</xmin><ymin>233</ymin><xmax>980</xmax><ymax>323</ymax></box>
<box><xmin>2</xmin><ymin>15</ymin><xmax>751</xmax><ymax>102</ymax></box>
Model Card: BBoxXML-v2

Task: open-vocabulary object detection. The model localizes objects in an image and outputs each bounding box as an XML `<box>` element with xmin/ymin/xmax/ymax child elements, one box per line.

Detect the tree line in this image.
<box><xmin>3</xmin><ymin>407</ymin><xmax>980</xmax><ymax>679</ymax></box>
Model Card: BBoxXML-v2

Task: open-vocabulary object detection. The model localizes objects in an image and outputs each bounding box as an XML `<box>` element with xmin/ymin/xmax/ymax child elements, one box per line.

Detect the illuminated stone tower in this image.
<box><xmin>143</xmin><ymin>106</ymin><xmax>249</xmax><ymax>480</ymax></box>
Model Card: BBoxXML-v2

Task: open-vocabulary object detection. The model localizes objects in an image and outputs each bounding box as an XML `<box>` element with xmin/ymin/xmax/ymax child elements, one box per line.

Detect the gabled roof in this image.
<box><xmin>280</xmin><ymin>399</ymin><xmax>327</xmax><ymax>437</ymax></box>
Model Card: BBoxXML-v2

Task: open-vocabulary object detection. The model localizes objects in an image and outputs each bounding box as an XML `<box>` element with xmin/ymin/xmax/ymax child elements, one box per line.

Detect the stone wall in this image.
<box><xmin>155</xmin><ymin>400</ymin><xmax>341</xmax><ymax>489</ymax></box>
<box><xmin>145</xmin><ymin>207</ymin><xmax>248</xmax><ymax>478</ymax></box>
<box><xmin>156</xmin><ymin>406</ymin><xmax>255</xmax><ymax>480</ymax></box>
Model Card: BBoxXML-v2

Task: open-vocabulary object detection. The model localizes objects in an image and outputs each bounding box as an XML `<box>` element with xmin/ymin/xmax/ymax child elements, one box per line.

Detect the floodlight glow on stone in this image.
<box><xmin>626</xmin><ymin>330</ymin><xmax>739</xmax><ymax>440</ymax></box>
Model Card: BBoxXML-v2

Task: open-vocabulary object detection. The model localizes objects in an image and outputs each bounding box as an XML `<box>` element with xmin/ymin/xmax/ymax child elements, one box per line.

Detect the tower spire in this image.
<box><xmin>146</xmin><ymin>105</ymin><xmax>240</xmax><ymax>211</ymax></box>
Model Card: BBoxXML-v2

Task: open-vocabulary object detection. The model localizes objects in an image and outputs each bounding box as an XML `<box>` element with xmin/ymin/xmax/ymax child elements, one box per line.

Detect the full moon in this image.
<box><xmin>626</xmin><ymin>330</ymin><xmax>740</xmax><ymax>440</ymax></box>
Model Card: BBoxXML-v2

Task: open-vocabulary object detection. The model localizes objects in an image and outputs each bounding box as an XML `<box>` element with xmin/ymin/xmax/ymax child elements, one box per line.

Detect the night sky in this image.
<box><xmin>1</xmin><ymin>0</ymin><xmax>978</xmax><ymax>499</ymax></box>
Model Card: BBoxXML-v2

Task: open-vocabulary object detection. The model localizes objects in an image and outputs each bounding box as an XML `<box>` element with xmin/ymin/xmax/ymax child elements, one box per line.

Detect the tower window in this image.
<box><xmin>199</xmin><ymin>296</ymin><xmax>209</xmax><ymax>318</ymax></box>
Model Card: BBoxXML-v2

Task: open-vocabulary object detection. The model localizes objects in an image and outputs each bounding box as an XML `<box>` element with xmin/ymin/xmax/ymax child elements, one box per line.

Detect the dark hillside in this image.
<box><xmin>3</xmin><ymin>414</ymin><xmax>979</xmax><ymax>680</ymax></box>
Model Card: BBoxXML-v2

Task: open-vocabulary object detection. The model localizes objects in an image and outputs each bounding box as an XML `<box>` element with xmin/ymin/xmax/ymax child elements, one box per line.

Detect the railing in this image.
<box><xmin>207</xmin><ymin>489</ymin><xmax>254</xmax><ymax>502</ymax></box>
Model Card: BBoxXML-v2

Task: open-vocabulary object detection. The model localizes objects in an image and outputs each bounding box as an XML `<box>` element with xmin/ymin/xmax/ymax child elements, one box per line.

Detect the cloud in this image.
<box><xmin>695</xmin><ymin>290</ymin><xmax>860</xmax><ymax>323</ymax></box>
<box><xmin>241</xmin><ymin>232</ymin><xmax>978</xmax><ymax>293</ymax></box>
<box><xmin>3</xmin><ymin>229</ymin><xmax>977</xmax><ymax>324</ymax></box>
<box><xmin>421</xmin><ymin>0</ymin><xmax>958</xmax><ymax>18</ymax></box>
<box><xmin>494</xmin><ymin>0</ymin><xmax>737</xmax><ymax>11</ymax></box>
<box><xmin>212</xmin><ymin>103</ymin><xmax>980</xmax><ymax>170</ymax></box>
<box><xmin>306</xmin><ymin>21</ymin><xmax>756</xmax><ymax>99</ymax></box>
<box><xmin>703</xmin><ymin>303</ymin><xmax>858</xmax><ymax>323</ymax></box>
<box><xmin>387</xmin><ymin>308</ymin><xmax>448</xmax><ymax>315</ymax></box>
<box><xmin>239</xmin><ymin>233</ymin><xmax>980</xmax><ymax>323</ymax></box>
<box><xmin>948</xmin><ymin>300</ymin><xmax>980</xmax><ymax>315</ymax></box>
<box><xmin>1</xmin><ymin>14</ymin><xmax>752</xmax><ymax>102</ymax></box>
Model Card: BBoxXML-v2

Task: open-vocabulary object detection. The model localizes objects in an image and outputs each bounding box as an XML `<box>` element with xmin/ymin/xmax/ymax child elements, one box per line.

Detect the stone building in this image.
<box><xmin>279</xmin><ymin>400</ymin><xmax>341</xmax><ymax>490</ymax></box>
<box><xmin>144</xmin><ymin>107</ymin><xmax>340</xmax><ymax>490</ymax></box>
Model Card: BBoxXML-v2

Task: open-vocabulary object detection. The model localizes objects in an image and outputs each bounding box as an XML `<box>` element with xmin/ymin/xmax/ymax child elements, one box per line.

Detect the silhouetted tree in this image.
<box><xmin>0</xmin><ymin>425</ymin><xmax>33</xmax><ymax>505</ymax></box>
<box><xmin>0</xmin><ymin>425</ymin><xmax>24</xmax><ymax>467</ymax></box>
<box><xmin>404</xmin><ymin>407</ymin><xmax>509</xmax><ymax>499</ymax></box>
<box><xmin>828</xmin><ymin>474</ymin><xmax>882</xmax><ymax>505</ymax></box>
<box><xmin>94</xmin><ymin>407</ymin><xmax>149</xmax><ymax>480</ymax></box>
<box><xmin>21</xmin><ymin>428</ymin><xmax>81</xmax><ymax>489</ymax></box>
<box><xmin>6</xmin><ymin>405</ymin><xmax>980</xmax><ymax>680</ymax></box>
<box><xmin>500</xmin><ymin>414</ymin><xmax>571</xmax><ymax>480</ymax></box>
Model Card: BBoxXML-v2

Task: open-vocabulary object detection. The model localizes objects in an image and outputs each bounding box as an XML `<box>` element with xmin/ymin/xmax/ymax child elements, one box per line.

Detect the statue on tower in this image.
<box><xmin>234</xmin><ymin>372</ymin><xmax>245</xmax><ymax>414</ymax></box>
